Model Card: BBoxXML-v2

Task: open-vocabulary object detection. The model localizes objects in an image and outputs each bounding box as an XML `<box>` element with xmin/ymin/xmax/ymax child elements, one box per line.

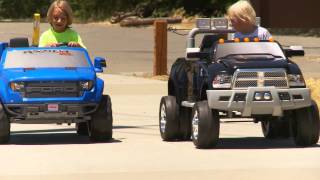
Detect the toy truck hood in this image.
<box><xmin>1</xmin><ymin>67</ymin><xmax>95</xmax><ymax>82</ymax></box>
<box><xmin>219</xmin><ymin>58</ymin><xmax>288</xmax><ymax>71</ymax></box>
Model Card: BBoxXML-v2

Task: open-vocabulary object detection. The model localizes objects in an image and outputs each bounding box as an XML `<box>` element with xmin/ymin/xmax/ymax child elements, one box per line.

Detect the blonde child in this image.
<box><xmin>227</xmin><ymin>0</ymin><xmax>272</xmax><ymax>40</ymax></box>
<box><xmin>39</xmin><ymin>0</ymin><xmax>85</xmax><ymax>48</ymax></box>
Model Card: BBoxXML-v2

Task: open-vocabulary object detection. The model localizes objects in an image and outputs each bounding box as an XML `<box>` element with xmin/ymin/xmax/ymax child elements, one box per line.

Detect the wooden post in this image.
<box><xmin>153</xmin><ymin>20</ymin><xmax>167</xmax><ymax>76</ymax></box>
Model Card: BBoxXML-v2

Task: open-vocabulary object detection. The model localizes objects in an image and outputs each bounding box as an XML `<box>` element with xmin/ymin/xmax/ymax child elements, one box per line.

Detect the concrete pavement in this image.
<box><xmin>0</xmin><ymin>22</ymin><xmax>319</xmax><ymax>179</ymax></box>
<box><xmin>0</xmin><ymin>23</ymin><xmax>320</xmax><ymax>76</ymax></box>
<box><xmin>0</xmin><ymin>74</ymin><xmax>319</xmax><ymax>180</ymax></box>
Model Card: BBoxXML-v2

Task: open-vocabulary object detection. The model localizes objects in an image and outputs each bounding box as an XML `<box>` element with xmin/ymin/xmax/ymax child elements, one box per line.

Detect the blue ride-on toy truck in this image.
<box><xmin>0</xmin><ymin>38</ymin><xmax>112</xmax><ymax>143</ymax></box>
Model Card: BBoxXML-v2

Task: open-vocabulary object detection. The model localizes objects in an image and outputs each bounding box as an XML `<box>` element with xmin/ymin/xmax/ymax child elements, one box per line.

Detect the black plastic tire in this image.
<box><xmin>292</xmin><ymin>101</ymin><xmax>320</xmax><ymax>146</ymax></box>
<box><xmin>159</xmin><ymin>96</ymin><xmax>179</xmax><ymax>141</ymax></box>
<box><xmin>178</xmin><ymin>106</ymin><xmax>192</xmax><ymax>140</ymax></box>
<box><xmin>260</xmin><ymin>116</ymin><xmax>290</xmax><ymax>139</ymax></box>
<box><xmin>0</xmin><ymin>103</ymin><xmax>10</xmax><ymax>144</ymax></box>
<box><xmin>191</xmin><ymin>101</ymin><xmax>220</xmax><ymax>149</ymax></box>
<box><xmin>310</xmin><ymin>100</ymin><xmax>320</xmax><ymax>144</ymax></box>
<box><xmin>76</xmin><ymin>122</ymin><xmax>89</xmax><ymax>136</ymax></box>
<box><xmin>90</xmin><ymin>95</ymin><xmax>113</xmax><ymax>142</ymax></box>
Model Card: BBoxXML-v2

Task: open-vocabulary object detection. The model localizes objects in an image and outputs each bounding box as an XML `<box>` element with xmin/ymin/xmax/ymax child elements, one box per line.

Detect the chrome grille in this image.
<box><xmin>264</xmin><ymin>71</ymin><xmax>286</xmax><ymax>78</ymax></box>
<box><xmin>235</xmin><ymin>80</ymin><xmax>258</xmax><ymax>88</ymax></box>
<box><xmin>233</xmin><ymin>69</ymin><xmax>288</xmax><ymax>89</ymax></box>
<box><xmin>264</xmin><ymin>80</ymin><xmax>288</xmax><ymax>87</ymax></box>
<box><xmin>25</xmin><ymin>81</ymin><xmax>80</xmax><ymax>98</ymax></box>
<box><xmin>236</xmin><ymin>72</ymin><xmax>257</xmax><ymax>79</ymax></box>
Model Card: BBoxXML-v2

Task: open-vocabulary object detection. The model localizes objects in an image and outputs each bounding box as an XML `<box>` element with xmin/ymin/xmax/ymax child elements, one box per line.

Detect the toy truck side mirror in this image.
<box><xmin>0</xmin><ymin>42</ymin><xmax>8</xmax><ymax>60</ymax></box>
<box><xmin>94</xmin><ymin>57</ymin><xmax>107</xmax><ymax>73</ymax></box>
<box><xmin>186</xmin><ymin>48</ymin><xmax>210</xmax><ymax>60</ymax></box>
<box><xmin>284</xmin><ymin>46</ymin><xmax>305</xmax><ymax>57</ymax></box>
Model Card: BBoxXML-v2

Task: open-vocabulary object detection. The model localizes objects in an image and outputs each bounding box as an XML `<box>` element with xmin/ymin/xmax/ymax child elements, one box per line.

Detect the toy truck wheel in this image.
<box><xmin>260</xmin><ymin>116</ymin><xmax>290</xmax><ymax>139</ymax></box>
<box><xmin>191</xmin><ymin>101</ymin><xmax>220</xmax><ymax>149</ymax></box>
<box><xmin>0</xmin><ymin>104</ymin><xmax>10</xmax><ymax>144</ymax></box>
<box><xmin>178</xmin><ymin>106</ymin><xmax>192</xmax><ymax>140</ymax></box>
<box><xmin>292</xmin><ymin>100</ymin><xmax>320</xmax><ymax>146</ymax></box>
<box><xmin>310</xmin><ymin>101</ymin><xmax>320</xmax><ymax>144</ymax></box>
<box><xmin>90</xmin><ymin>95</ymin><xmax>113</xmax><ymax>142</ymax></box>
<box><xmin>159</xmin><ymin>96</ymin><xmax>180</xmax><ymax>141</ymax></box>
<box><xmin>76</xmin><ymin>122</ymin><xmax>89</xmax><ymax>136</ymax></box>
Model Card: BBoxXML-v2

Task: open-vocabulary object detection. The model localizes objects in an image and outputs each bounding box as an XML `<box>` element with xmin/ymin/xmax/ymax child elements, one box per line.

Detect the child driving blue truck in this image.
<box><xmin>39</xmin><ymin>0</ymin><xmax>85</xmax><ymax>48</ymax></box>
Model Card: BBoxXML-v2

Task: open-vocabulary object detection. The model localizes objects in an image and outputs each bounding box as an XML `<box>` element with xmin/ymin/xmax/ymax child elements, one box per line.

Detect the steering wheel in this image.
<box><xmin>56</xmin><ymin>42</ymin><xmax>69</xmax><ymax>47</ymax></box>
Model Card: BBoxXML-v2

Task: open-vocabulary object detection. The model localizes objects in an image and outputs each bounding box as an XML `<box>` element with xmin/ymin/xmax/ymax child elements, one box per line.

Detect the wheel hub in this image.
<box><xmin>160</xmin><ymin>104</ymin><xmax>167</xmax><ymax>134</ymax></box>
<box><xmin>192</xmin><ymin>110</ymin><xmax>199</xmax><ymax>140</ymax></box>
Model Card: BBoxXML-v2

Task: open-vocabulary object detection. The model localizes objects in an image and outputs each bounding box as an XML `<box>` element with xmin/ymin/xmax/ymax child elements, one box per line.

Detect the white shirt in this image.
<box><xmin>234</xmin><ymin>26</ymin><xmax>272</xmax><ymax>40</ymax></box>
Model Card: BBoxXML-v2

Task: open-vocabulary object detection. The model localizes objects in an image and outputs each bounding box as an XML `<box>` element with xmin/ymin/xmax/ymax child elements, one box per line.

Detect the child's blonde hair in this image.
<box><xmin>47</xmin><ymin>0</ymin><xmax>73</xmax><ymax>26</ymax></box>
<box><xmin>227</xmin><ymin>0</ymin><xmax>256</xmax><ymax>26</ymax></box>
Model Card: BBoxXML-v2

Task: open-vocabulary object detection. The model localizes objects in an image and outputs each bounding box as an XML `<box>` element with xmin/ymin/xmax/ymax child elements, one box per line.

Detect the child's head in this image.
<box><xmin>227</xmin><ymin>0</ymin><xmax>256</xmax><ymax>33</ymax></box>
<box><xmin>47</xmin><ymin>0</ymin><xmax>73</xmax><ymax>32</ymax></box>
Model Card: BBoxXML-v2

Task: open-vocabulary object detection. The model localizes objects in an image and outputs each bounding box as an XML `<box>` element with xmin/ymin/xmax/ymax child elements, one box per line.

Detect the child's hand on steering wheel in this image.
<box><xmin>45</xmin><ymin>42</ymin><xmax>81</xmax><ymax>47</ymax></box>
<box><xmin>67</xmin><ymin>42</ymin><xmax>81</xmax><ymax>47</ymax></box>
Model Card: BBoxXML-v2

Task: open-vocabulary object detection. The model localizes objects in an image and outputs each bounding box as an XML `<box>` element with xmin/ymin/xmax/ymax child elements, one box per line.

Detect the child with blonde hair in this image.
<box><xmin>227</xmin><ymin>0</ymin><xmax>272</xmax><ymax>40</ymax></box>
<box><xmin>39</xmin><ymin>0</ymin><xmax>85</xmax><ymax>48</ymax></box>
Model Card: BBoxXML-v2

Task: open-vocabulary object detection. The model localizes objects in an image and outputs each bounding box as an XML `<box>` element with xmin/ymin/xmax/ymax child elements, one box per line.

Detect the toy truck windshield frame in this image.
<box><xmin>3</xmin><ymin>48</ymin><xmax>90</xmax><ymax>68</ymax></box>
<box><xmin>214</xmin><ymin>42</ymin><xmax>286</xmax><ymax>60</ymax></box>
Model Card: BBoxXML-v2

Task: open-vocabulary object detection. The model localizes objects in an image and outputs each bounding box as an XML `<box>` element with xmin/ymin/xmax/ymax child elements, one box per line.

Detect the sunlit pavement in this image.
<box><xmin>0</xmin><ymin>74</ymin><xmax>319</xmax><ymax>180</ymax></box>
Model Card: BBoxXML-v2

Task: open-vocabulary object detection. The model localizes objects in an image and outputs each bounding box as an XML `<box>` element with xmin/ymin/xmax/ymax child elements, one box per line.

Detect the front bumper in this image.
<box><xmin>206</xmin><ymin>87</ymin><xmax>311</xmax><ymax>117</ymax></box>
<box><xmin>4</xmin><ymin>103</ymin><xmax>98</xmax><ymax>123</ymax></box>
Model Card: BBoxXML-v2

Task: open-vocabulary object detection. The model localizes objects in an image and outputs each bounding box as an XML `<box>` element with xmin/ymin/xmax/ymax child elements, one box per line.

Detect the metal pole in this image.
<box><xmin>32</xmin><ymin>13</ymin><xmax>40</xmax><ymax>46</ymax></box>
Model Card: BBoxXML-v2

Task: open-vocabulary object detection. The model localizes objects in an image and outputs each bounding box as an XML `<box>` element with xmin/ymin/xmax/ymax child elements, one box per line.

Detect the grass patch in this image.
<box><xmin>306</xmin><ymin>78</ymin><xmax>320</xmax><ymax>106</ymax></box>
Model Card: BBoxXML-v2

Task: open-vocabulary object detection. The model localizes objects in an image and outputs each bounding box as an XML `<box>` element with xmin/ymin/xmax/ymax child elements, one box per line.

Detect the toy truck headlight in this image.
<box><xmin>79</xmin><ymin>81</ymin><xmax>93</xmax><ymax>91</ymax></box>
<box><xmin>212</xmin><ymin>74</ymin><xmax>232</xmax><ymax>89</ymax></box>
<box><xmin>287</xmin><ymin>74</ymin><xmax>305</xmax><ymax>87</ymax></box>
<box><xmin>10</xmin><ymin>82</ymin><xmax>25</xmax><ymax>92</ymax></box>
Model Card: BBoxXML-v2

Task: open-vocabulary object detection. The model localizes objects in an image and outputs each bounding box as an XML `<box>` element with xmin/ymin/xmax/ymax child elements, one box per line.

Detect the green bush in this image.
<box><xmin>0</xmin><ymin>0</ymin><xmax>50</xmax><ymax>19</ymax></box>
<box><xmin>0</xmin><ymin>0</ymin><xmax>238</xmax><ymax>21</ymax></box>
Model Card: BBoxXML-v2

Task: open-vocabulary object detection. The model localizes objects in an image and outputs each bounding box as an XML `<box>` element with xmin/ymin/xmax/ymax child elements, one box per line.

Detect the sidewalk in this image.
<box><xmin>0</xmin><ymin>23</ymin><xmax>319</xmax><ymax>75</ymax></box>
<box><xmin>274</xmin><ymin>35</ymin><xmax>320</xmax><ymax>56</ymax></box>
<box><xmin>98</xmin><ymin>74</ymin><xmax>167</xmax><ymax>121</ymax></box>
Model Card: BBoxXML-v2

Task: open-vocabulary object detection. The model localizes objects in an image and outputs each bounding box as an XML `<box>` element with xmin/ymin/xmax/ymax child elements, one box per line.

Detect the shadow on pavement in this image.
<box><xmin>9</xmin><ymin>128</ymin><xmax>121</xmax><ymax>145</ymax></box>
<box><xmin>212</xmin><ymin>137</ymin><xmax>320</xmax><ymax>149</ymax></box>
<box><xmin>174</xmin><ymin>137</ymin><xmax>320</xmax><ymax>149</ymax></box>
<box><xmin>114</xmin><ymin>125</ymin><xmax>158</xmax><ymax>129</ymax></box>
<box><xmin>12</xmin><ymin>128</ymin><xmax>75</xmax><ymax>134</ymax></box>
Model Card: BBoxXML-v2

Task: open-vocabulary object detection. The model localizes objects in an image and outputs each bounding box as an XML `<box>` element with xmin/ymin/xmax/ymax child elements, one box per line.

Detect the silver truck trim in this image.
<box><xmin>206</xmin><ymin>87</ymin><xmax>311</xmax><ymax>117</ymax></box>
<box><xmin>232</xmin><ymin>68</ymin><xmax>289</xmax><ymax>89</ymax></box>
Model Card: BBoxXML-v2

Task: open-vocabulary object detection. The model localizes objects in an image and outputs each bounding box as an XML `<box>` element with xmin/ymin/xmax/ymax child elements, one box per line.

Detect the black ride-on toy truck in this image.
<box><xmin>159</xmin><ymin>18</ymin><xmax>319</xmax><ymax>148</ymax></box>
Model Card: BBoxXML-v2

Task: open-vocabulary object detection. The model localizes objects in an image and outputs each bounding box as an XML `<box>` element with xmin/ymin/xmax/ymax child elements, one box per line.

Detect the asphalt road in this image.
<box><xmin>0</xmin><ymin>23</ymin><xmax>319</xmax><ymax>179</ymax></box>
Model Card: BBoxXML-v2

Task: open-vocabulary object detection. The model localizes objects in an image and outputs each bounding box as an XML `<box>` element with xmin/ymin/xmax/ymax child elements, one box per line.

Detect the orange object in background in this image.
<box><xmin>254</xmin><ymin>37</ymin><xmax>260</xmax><ymax>42</ymax></box>
<box><xmin>234</xmin><ymin>38</ymin><xmax>240</xmax><ymax>42</ymax></box>
<box><xmin>218</xmin><ymin>38</ymin><xmax>225</xmax><ymax>44</ymax></box>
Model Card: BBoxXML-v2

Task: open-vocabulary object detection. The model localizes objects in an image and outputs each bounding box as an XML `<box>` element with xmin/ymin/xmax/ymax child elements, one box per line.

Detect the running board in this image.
<box><xmin>181</xmin><ymin>101</ymin><xmax>195</xmax><ymax>108</ymax></box>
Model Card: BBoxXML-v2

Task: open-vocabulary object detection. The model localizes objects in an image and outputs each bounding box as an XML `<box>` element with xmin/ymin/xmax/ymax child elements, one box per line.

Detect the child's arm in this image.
<box><xmin>68</xmin><ymin>34</ymin><xmax>86</xmax><ymax>48</ymax></box>
<box><xmin>38</xmin><ymin>34</ymin><xmax>48</xmax><ymax>47</ymax></box>
<box><xmin>76</xmin><ymin>35</ymin><xmax>86</xmax><ymax>48</ymax></box>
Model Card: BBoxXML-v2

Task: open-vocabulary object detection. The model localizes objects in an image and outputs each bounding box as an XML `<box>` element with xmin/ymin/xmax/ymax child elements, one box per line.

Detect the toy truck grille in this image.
<box><xmin>232</xmin><ymin>69</ymin><xmax>288</xmax><ymax>89</ymax></box>
<box><xmin>25</xmin><ymin>81</ymin><xmax>80</xmax><ymax>98</ymax></box>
